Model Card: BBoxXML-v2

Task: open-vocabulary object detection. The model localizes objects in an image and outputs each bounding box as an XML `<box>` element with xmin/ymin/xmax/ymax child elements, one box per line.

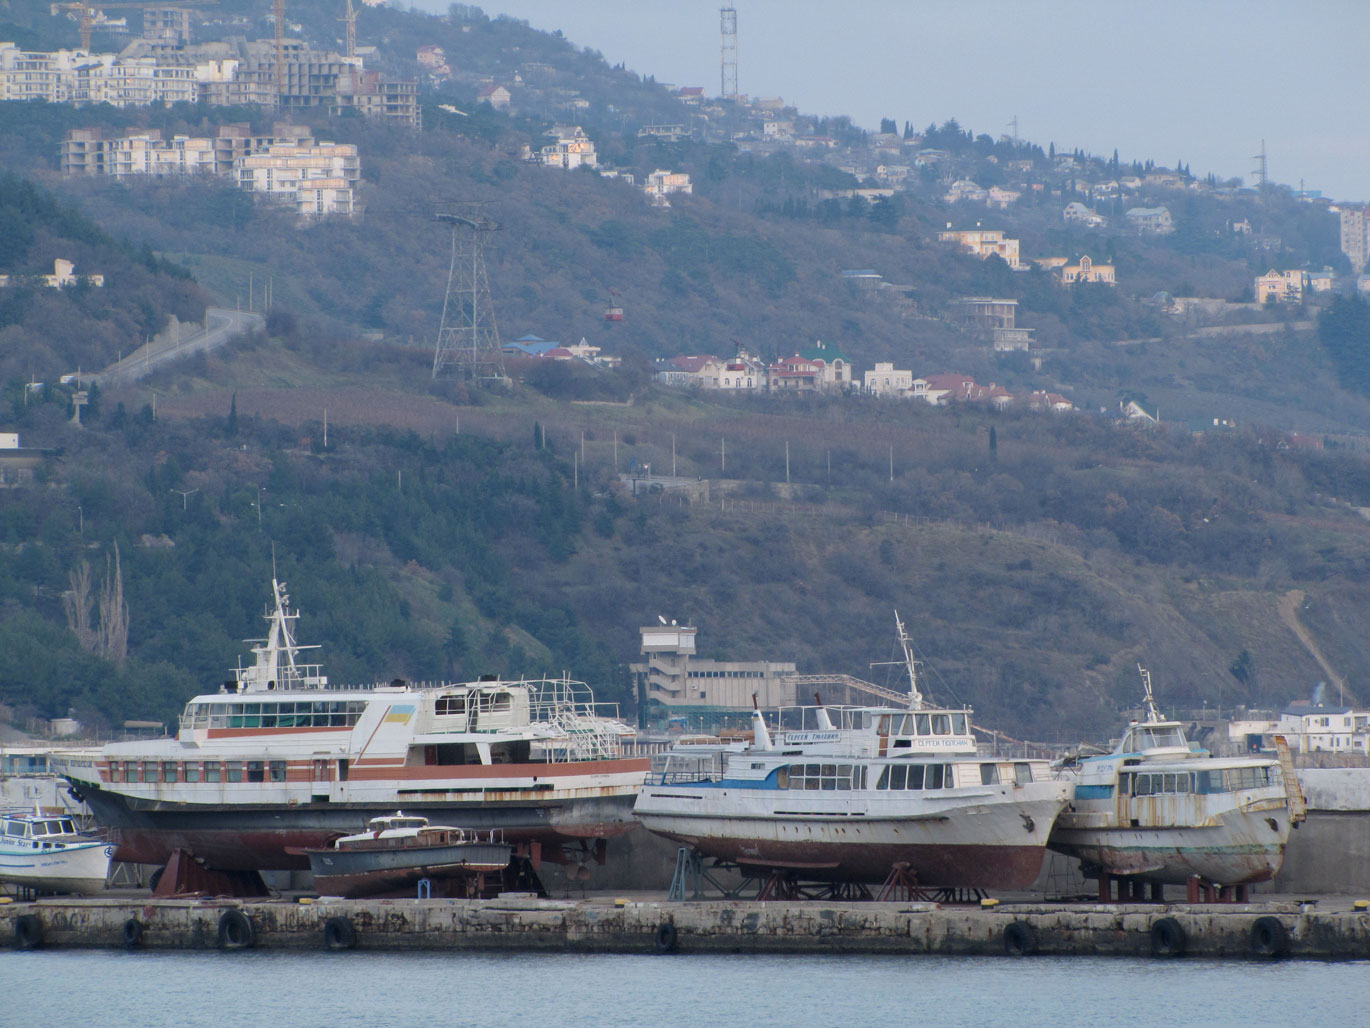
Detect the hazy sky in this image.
<box><xmin>410</xmin><ymin>1</ymin><xmax>1369</xmax><ymax>202</ymax></box>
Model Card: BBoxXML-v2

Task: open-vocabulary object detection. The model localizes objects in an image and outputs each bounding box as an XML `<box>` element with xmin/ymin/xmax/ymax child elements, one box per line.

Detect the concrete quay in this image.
<box><xmin>4</xmin><ymin>894</ymin><xmax>1370</xmax><ymax>959</ymax></box>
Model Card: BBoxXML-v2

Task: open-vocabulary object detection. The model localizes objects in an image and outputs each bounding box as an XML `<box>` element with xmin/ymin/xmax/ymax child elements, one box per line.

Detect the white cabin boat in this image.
<box><xmin>0</xmin><ymin>808</ymin><xmax>110</xmax><ymax>895</ymax></box>
<box><xmin>633</xmin><ymin>616</ymin><xmax>1072</xmax><ymax>890</ymax></box>
<box><xmin>1048</xmin><ymin>667</ymin><xmax>1301</xmax><ymax>888</ymax></box>
<box><xmin>53</xmin><ymin>578</ymin><xmax>647</xmax><ymax>877</ymax></box>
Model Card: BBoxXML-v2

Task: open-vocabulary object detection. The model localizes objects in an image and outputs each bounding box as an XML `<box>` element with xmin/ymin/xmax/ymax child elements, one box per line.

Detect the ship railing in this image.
<box><xmin>650</xmin><ymin>768</ymin><xmax>722</xmax><ymax>786</ymax></box>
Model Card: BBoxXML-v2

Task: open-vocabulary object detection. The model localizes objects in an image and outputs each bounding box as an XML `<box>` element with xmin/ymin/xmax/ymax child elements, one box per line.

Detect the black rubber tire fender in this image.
<box><xmin>14</xmin><ymin>914</ymin><xmax>43</xmax><ymax>950</ymax></box>
<box><xmin>121</xmin><ymin>917</ymin><xmax>144</xmax><ymax>948</ymax></box>
<box><xmin>1150</xmin><ymin>916</ymin><xmax>1186</xmax><ymax>958</ymax></box>
<box><xmin>217</xmin><ymin>908</ymin><xmax>255</xmax><ymax>950</ymax></box>
<box><xmin>1003</xmin><ymin>919</ymin><xmax>1037</xmax><ymax>956</ymax></box>
<box><xmin>653</xmin><ymin>921</ymin><xmax>678</xmax><ymax>953</ymax></box>
<box><xmin>323</xmin><ymin>915</ymin><xmax>356</xmax><ymax>951</ymax></box>
<box><xmin>1250</xmin><ymin>915</ymin><xmax>1289</xmax><ymax>958</ymax></box>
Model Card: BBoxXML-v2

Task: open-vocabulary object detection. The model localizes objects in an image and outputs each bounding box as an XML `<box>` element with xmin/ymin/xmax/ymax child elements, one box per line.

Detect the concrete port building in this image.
<box><xmin>630</xmin><ymin>623</ymin><xmax>797</xmax><ymax>729</ymax></box>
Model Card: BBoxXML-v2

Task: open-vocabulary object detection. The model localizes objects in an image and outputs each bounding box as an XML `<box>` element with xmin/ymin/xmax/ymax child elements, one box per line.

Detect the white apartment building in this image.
<box><xmin>643</xmin><ymin>168</ymin><xmax>692</xmax><ymax>207</ymax></box>
<box><xmin>236</xmin><ymin>142</ymin><xmax>360</xmax><ymax>217</ymax></box>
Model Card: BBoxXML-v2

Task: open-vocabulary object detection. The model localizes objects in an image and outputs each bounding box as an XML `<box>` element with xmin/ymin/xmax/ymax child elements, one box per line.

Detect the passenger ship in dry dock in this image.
<box><xmin>1047</xmin><ymin>666</ymin><xmax>1303</xmax><ymax>889</ymax></box>
<box><xmin>52</xmin><ymin>580</ymin><xmax>647</xmax><ymax>877</ymax></box>
<box><xmin>633</xmin><ymin>616</ymin><xmax>1072</xmax><ymax>890</ymax></box>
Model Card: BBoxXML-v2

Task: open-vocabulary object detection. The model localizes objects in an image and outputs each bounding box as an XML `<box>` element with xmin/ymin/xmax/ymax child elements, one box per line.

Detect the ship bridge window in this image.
<box><xmin>931</xmin><ymin>715</ymin><xmax>951</xmax><ymax>736</ymax></box>
<box><xmin>1227</xmin><ymin>766</ymin><xmax>1273</xmax><ymax>791</ymax></box>
<box><xmin>875</xmin><ymin>763</ymin><xmax>953</xmax><ymax>790</ymax></box>
<box><xmin>784</xmin><ymin>763</ymin><xmax>857</xmax><ymax>791</ymax></box>
<box><xmin>1130</xmin><ymin>772</ymin><xmax>1196</xmax><ymax>795</ymax></box>
<box><xmin>435</xmin><ymin>695</ymin><xmax>467</xmax><ymax>716</ymax></box>
<box><xmin>915</xmin><ymin>714</ymin><xmax>931</xmax><ymax>735</ymax></box>
<box><xmin>5</xmin><ymin>822</ymin><xmax>23</xmax><ymax>837</ymax></box>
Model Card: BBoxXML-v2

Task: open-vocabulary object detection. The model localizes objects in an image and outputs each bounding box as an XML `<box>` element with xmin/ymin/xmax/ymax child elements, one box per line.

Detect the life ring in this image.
<box><xmin>323</xmin><ymin>916</ymin><xmax>356</xmax><ymax>951</ymax></box>
<box><xmin>1150</xmin><ymin>916</ymin><xmax>1186</xmax><ymax>958</ymax></box>
<box><xmin>1250</xmin><ymin>916</ymin><xmax>1289</xmax><ymax>958</ymax></box>
<box><xmin>14</xmin><ymin>914</ymin><xmax>43</xmax><ymax>950</ymax></box>
<box><xmin>653</xmin><ymin>921</ymin><xmax>678</xmax><ymax>953</ymax></box>
<box><xmin>121</xmin><ymin>917</ymin><xmax>144</xmax><ymax>948</ymax></box>
<box><xmin>1003</xmin><ymin>920</ymin><xmax>1037</xmax><ymax>956</ymax></box>
<box><xmin>217</xmin><ymin>909</ymin><xmax>255</xmax><ymax>950</ymax></box>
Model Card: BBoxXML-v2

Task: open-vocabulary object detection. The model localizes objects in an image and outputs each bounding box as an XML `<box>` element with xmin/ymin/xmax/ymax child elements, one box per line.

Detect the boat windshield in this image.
<box><xmin>1129</xmin><ymin>724</ymin><xmax>1187</xmax><ymax>751</ymax></box>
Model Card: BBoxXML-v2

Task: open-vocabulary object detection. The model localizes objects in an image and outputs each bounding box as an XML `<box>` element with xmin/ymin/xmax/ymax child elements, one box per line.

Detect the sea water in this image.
<box><xmin>2</xmin><ymin>951</ymin><xmax>1365</xmax><ymax>1028</ymax></box>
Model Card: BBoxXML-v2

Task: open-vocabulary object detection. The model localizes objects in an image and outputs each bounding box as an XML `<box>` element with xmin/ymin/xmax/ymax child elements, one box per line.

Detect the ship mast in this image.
<box><xmin>895</xmin><ymin>611</ymin><xmax>924</xmax><ymax>711</ymax></box>
<box><xmin>234</xmin><ymin>578</ymin><xmax>326</xmax><ymax>692</ymax></box>
<box><xmin>1138</xmin><ymin>664</ymin><xmax>1161</xmax><ymax>723</ymax></box>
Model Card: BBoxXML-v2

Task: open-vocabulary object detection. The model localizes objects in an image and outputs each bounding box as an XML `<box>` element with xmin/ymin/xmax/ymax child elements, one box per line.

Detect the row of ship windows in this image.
<box><xmin>110</xmin><ymin>760</ymin><xmax>288</xmax><ymax>784</ymax></box>
<box><xmin>875</xmin><ymin>712</ymin><xmax>970</xmax><ymax>737</ymax></box>
<box><xmin>772</xmin><ymin>761</ymin><xmax>1034</xmax><ymax>791</ymax></box>
<box><xmin>184</xmin><ymin>700</ymin><xmax>367</xmax><ymax>729</ymax></box>
<box><xmin>1123</xmin><ymin>766</ymin><xmax>1278</xmax><ymax>796</ymax></box>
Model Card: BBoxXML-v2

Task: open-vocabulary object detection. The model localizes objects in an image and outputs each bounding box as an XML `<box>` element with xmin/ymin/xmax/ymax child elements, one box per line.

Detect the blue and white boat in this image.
<box><xmin>1048</xmin><ymin>666</ymin><xmax>1301</xmax><ymax>888</ymax></box>
<box><xmin>633</xmin><ymin>616</ymin><xmax>1072</xmax><ymax>890</ymax></box>
<box><xmin>0</xmin><ymin>808</ymin><xmax>110</xmax><ymax>895</ymax></box>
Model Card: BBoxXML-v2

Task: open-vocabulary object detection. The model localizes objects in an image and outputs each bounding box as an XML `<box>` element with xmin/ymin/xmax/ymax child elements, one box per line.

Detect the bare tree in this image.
<box><xmin>63</xmin><ymin>560</ymin><xmax>97</xmax><ymax>652</ymax></box>
<box><xmin>97</xmin><ymin>543</ymin><xmax>129</xmax><ymax>667</ymax></box>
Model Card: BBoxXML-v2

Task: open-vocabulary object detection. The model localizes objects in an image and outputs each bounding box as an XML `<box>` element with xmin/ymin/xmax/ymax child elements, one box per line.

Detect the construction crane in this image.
<box><xmin>50</xmin><ymin>0</ymin><xmax>215</xmax><ymax>52</ymax></box>
<box><xmin>338</xmin><ymin>0</ymin><xmax>356</xmax><ymax>59</ymax></box>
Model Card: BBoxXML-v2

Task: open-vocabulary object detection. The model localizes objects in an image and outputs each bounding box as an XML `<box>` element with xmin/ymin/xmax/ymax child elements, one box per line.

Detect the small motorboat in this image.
<box><xmin>0</xmin><ymin>807</ymin><xmax>110</xmax><ymax>895</ymax></box>
<box><xmin>304</xmin><ymin>813</ymin><xmax>512</xmax><ymax>898</ymax></box>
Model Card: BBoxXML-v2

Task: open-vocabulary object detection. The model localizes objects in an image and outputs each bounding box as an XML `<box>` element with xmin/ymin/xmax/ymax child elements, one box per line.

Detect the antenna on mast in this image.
<box><xmin>1138</xmin><ymin>664</ymin><xmax>1161</xmax><ymax>723</ymax></box>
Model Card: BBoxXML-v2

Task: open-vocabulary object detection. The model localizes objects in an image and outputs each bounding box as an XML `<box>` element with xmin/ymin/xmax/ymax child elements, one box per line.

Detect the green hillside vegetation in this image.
<box><xmin>0</xmin><ymin>174</ymin><xmax>209</xmax><ymax>378</ymax></box>
<box><xmin>8</xmin><ymin>353</ymin><xmax>1370</xmax><ymax>743</ymax></box>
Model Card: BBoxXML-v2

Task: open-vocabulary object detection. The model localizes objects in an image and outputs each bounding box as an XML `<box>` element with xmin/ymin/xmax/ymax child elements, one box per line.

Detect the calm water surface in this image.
<box><xmin>2</xmin><ymin>951</ymin><xmax>1365</xmax><ymax>1028</ymax></box>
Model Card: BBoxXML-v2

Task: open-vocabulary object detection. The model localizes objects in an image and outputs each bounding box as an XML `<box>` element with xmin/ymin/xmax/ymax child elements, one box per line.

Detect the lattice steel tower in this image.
<box><xmin>720</xmin><ymin>6</ymin><xmax>738</xmax><ymax>100</ymax></box>
<box><xmin>431</xmin><ymin>204</ymin><xmax>506</xmax><ymax>381</ymax></box>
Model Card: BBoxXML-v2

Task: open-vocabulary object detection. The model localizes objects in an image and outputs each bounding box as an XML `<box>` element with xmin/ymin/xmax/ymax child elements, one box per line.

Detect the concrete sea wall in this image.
<box><xmin>5</xmin><ymin>896</ymin><xmax>1370</xmax><ymax>959</ymax></box>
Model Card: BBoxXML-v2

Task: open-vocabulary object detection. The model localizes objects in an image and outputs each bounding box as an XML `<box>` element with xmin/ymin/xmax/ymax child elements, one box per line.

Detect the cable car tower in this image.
<box><xmin>431</xmin><ymin>203</ymin><xmax>507</xmax><ymax>382</ymax></box>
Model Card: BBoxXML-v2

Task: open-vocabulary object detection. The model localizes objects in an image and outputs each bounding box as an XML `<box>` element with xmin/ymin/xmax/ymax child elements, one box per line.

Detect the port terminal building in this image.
<box><xmin>630</xmin><ymin>624</ymin><xmax>797</xmax><ymax>732</ymax></box>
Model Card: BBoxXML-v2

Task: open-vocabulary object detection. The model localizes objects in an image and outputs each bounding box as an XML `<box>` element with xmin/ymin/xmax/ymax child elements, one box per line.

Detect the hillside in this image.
<box><xmin>0</xmin><ymin>174</ymin><xmax>209</xmax><ymax>379</ymax></box>
<box><xmin>9</xmin><ymin>343</ymin><xmax>1370</xmax><ymax>744</ymax></box>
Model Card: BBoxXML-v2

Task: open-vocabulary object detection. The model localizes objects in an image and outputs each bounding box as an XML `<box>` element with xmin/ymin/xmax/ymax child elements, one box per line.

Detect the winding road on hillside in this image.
<box><xmin>1278</xmin><ymin>589</ymin><xmax>1357</xmax><ymax>706</ymax></box>
<box><xmin>91</xmin><ymin>307</ymin><xmax>265</xmax><ymax>388</ymax></box>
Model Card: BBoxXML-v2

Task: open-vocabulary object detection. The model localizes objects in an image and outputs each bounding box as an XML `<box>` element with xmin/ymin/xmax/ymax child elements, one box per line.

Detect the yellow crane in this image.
<box><xmin>49</xmin><ymin>0</ymin><xmax>215</xmax><ymax>53</ymax></box>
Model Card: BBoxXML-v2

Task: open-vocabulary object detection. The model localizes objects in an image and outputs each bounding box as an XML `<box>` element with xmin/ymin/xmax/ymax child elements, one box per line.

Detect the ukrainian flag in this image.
<box><xmin>384</xmin><ymin>704</ymin><xmax>416</xmax><ymax>724</ymax></box>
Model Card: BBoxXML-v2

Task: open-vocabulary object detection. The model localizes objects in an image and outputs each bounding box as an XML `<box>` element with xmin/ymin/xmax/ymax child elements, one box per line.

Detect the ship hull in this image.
<box><xmin>78</xmin><ymin>782</ymin><xmax>640</xmax><ymax>870</ymax></box>
<box><xmin>635</xmin><ymin>784</ymin><xmax>1069</xmax><ymax>889</ymax></box>
<box><xmin>1048</xmin><ymin>803</ymin><xmax>1292</xmax><ymax>886</ymax></box>
<box><xmin>307</xmin><ymin>841</ymin><xmax>512</xmax><ymax>898</ymax></box>
<box><xmin>0</xmin><ymin>841</ymin><xmax>110</xmax><ymax>895</ymax></box>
